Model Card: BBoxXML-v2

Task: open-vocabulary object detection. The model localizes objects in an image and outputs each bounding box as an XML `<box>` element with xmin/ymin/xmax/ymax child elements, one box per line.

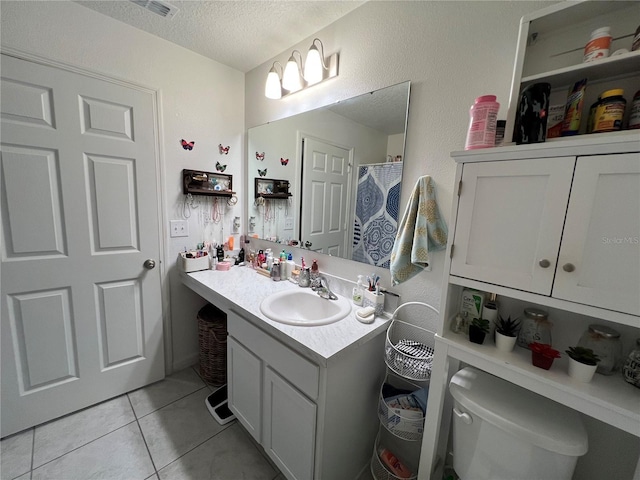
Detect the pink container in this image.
<box><xmin>216</xmin><ymin>261</ymin><xmax>231</xmax><ymax>271</ymax></box>
<box><xmin>465</xmin><ymin>95</ymin><xmax>500</xmax><ymax>150</ymax></box>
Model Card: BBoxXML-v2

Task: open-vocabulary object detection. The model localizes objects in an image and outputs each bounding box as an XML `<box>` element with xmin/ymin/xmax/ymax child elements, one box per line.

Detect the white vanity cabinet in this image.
<box><xmin>226</xmin><ymin>309</ymin><xmax>385</xmax><ymax>480</ymax></box>
<box><xmin>451</xmin><ymin>152</ymin><xmax>640</xmax><ymax>316</ymax></box>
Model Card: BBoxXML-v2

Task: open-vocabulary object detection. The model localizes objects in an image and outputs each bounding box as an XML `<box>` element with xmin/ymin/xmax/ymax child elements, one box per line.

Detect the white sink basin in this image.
<box><xmin>260</xmin><ymin>289</ymin><xmax>352</xmax><ymax>326</ymax></box>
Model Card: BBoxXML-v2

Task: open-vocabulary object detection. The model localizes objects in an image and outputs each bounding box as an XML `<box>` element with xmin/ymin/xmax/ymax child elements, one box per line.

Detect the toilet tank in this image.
<box><xmin>449</xmin><ymin>367</ymin><xmax>588</xmax><ymax>480</ymax></box>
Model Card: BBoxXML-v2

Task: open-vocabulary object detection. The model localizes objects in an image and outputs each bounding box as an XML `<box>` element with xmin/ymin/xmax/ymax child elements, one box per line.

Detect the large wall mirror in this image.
<box><xmin>247</xmin><ymin>81</ymin><xmax>410</xmax><ymax>268</ymax></box>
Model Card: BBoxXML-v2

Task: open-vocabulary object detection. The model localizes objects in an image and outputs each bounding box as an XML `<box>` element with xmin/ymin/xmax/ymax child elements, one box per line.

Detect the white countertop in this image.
<box><xmin>182</xmin><ymin>266</ymin><xmax>391</xmax><ymax>366</ymax></box>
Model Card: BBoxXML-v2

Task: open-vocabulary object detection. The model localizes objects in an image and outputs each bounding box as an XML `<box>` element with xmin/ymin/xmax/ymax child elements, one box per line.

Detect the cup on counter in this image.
<box><xmin>363</xmin><ymin>290</ymin><xmax>384</xmax><ymax>316</ymax></box>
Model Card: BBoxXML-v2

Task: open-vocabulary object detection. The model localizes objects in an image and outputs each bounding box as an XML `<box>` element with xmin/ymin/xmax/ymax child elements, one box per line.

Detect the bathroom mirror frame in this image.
<box><xmin>247</xmin><ymin>81</ymin><xmax>411</xmax><ymax>267</ymax></box>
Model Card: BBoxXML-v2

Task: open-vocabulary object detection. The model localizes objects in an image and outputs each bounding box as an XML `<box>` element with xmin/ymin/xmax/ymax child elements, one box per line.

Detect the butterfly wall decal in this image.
<box><xmin>258</xmin><ymin>168</ymin><xmax>267</xmax><ymax>177</ymax></box>
<box><xmin>256</xmin><ymin>152</ymin><xmax>265</xmax><ymax>161</ymax></box>
<box><xmin>218</xmin><ymin>144</ymin><xmax>230</xmax><ymax>155</ymax></box>
<box><xmin>216</xmin><ymin>161</ymin><xmax>227</xmax><ymax>172</ymax></box>
<box><xmin>181</xmin><ymin>139</ymin><xmax>194</xmax><ymax>150</ymax></box>
<box><xmin>280</xmin><ymin>158</ymin><xmax>289</xmax><ymax>166</ymax></box>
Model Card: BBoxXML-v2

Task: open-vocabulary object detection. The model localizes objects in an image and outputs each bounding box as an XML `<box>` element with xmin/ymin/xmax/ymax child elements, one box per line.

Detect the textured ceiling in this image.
<box><xmin>76</xmin><ymin>0</ymin><xmax>365</xmax><ymax>73</ymax></box>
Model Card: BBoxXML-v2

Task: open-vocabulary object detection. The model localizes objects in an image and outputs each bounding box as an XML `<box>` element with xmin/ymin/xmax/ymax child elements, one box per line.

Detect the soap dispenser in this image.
<box><xmin>311</xmin><ymin>259</ymin><xmax>319</xmax><ymax>280</ymax></box>
<box><xmin>352</xmin><ymin>275</ymin><xmax>365</xmax><ymax>306</ymax></box>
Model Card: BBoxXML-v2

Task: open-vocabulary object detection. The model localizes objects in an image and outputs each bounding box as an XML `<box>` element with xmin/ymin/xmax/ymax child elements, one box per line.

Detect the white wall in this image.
<box><xmin>1</xmin><ymin>0</ymin><xmax>245</xmax><ymax>371</ymax></box>
<box><xmin>245</xmin><ymin>0</ymin><xmax>549</xmax><ymax>310</ymax></box>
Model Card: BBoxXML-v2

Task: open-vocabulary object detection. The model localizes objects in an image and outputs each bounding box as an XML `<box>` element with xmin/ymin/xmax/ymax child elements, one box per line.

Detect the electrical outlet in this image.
<box><xmin>284</xmin><ymin>217</ymin><xmax>294</xmax><ymax>230</ymax></box>
<box><xmin>170</xmin><ymin>220</ymin><xmax>189</xmax><ymax>237</ymax></box>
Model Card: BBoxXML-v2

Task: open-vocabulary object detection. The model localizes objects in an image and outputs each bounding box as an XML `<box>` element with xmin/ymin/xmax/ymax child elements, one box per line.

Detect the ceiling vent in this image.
<box><xmin>129</xmin><ymin>0</ymin><xmax>179</xmax><ymax>19</ymax></box>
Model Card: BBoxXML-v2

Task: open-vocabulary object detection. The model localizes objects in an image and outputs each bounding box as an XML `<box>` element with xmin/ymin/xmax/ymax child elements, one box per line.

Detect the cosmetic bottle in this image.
<box><xmin>299</xmin><ymin>267</ymin><xmax>311</xmax><ymax>288</ymax></box>
<box><xmin>285</xmin><ymin>253</ymin><xmax>295</xmax><ymax>280</ymax></box>
<box><xmin>311</xmin><ymin>259</ymin><xmax>319</xmax><ymax>280</ymax></box>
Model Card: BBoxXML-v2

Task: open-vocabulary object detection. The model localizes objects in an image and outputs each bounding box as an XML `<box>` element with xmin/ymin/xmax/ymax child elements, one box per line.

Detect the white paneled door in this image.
<box><xmin>0</xmin><ymin>54</ymin><xmax>164</xmax><ymax>437</ymax></box>
<box><xmin>300</xmin><ymin>137</ymin><xmax>352</xmax><ymax>257</ymax></box>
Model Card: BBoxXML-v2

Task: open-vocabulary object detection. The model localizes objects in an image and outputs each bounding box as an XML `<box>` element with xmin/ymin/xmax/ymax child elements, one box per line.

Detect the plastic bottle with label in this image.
<box><xmin>583</xmin><ymin>26</ymin><xmax>612</xmax><ymax>63</ymax></box>
<box><xmin>593</xmin><ymin>89</ymin><xmax>626</xmax><ymax>133</ymax></box>
<box><xmin>465</xmin><ymin>95</ymin><xmax>500</xmax><ymax>150</ymax></box>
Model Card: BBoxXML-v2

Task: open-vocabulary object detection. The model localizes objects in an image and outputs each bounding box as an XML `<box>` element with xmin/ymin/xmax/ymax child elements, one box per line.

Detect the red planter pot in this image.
<box><xmin>532</xmin><ymin>351</ymin><xmax>556</xmax><ymax>370</ymax></box>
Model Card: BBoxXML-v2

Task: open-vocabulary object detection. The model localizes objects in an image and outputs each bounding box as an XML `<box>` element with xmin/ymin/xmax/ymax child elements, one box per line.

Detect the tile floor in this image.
<box><xmin>0</xmin><ymin>366</ymin><xmax>285</xmax><ymax>480</ymax></box>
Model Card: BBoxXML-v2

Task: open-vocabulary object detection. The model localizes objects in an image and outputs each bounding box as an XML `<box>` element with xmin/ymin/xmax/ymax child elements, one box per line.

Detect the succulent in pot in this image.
<box><xmin>494</xmin><ymin>315</ymin><xmax>521</xmax><ymax>337</ymax></box>
<box><xmin>566</xmin><ymin>346</ymin><xmax>601</xmax><ymax>382</ymax></box>
<box><xmin>469</xmin><ymin>318</ymin><xmax>490</xmax><ymax>345</ymax></box>
<box><xmin>529</xmin><ymin>342</ymin><xmax>561</xmax><ymax>370</ymax></box>
<box><xmin>494</xmin><ymin>315</ymin><xmax>520</xmax><ymax>352</ymax></box>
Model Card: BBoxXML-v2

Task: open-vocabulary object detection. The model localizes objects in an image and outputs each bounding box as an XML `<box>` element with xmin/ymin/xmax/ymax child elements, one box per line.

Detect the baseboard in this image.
<box><xmin>172</xmin><ymin>352</ymin><xmax>199</xmax><ymax>373</ymax></box>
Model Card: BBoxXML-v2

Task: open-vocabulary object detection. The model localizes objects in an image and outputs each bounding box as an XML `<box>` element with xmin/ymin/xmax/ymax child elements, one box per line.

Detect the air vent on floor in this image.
<box><xmin>129</xmin><ymin>0</ymin><xmax>179</xmax><ymax>19</ymax></box>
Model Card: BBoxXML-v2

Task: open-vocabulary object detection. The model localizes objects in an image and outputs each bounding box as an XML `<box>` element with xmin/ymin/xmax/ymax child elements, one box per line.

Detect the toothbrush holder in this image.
<box><xmin>363</xmin><ymin>290</ymin><xmax>384</xmax><ymax>316</ymax></box>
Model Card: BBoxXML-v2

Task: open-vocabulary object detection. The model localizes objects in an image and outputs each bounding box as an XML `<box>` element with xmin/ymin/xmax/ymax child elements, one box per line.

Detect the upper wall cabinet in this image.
<box><xmin>552</xmin><ymin>153</ymin><xmax>640</xmax><ymax>316</ymax></box>
<box><xmin>505</xmin><ymin>1</ymin><xmax>640</xmax><ymax>140</ymax></box>
<box><xmin>451</xmin><ymin>153</ymin><xmax>640</xmax><ymax>316</ymax></box>
<box><xmin>450</xmin><ymin>156</ymin><xmax>574</xmax><ymax>296</ymax></box>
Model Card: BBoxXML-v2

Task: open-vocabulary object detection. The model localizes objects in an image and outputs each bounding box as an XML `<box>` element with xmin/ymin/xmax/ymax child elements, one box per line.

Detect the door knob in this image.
<box><xmin>538</xmin><ymin>259</ymin><xmax>551</xmax><ymax>268</ymax></box>
<box><xmin>143</xmin><ymin>259</ymin><xmax>156</xmax><ymax>270</ymax></box>
<box><xmin>562</xmin><ymin>263</ymin><xmax>575</xmax><ymax>272</ymax></box>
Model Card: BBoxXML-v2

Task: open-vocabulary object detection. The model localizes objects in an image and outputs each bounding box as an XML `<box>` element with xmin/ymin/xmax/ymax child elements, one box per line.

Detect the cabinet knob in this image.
<box><xmin>538</xmin><ymin>259</ymin><xmax>551</xmax><ymax>268</ymax></box>
<box><xmin>562</xmin><ymin>263</ymin><xmax>575</xmax><ymax>273</ymax></box>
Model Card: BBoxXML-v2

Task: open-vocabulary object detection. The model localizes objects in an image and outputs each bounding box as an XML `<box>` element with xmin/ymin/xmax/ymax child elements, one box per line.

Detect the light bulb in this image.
<box><xmin>264</xmin><ymin>67</ymin><xmax>282</xmax><ymax>99</ymax></box>
<box><xmin>304</xmin><ymin>45</ymin><xmax>323</xmax><ymax>85</ymax></box>
<box><xmin>282</xmin><ymin>53</ymin><xmax>303</xmax><ymax>92</ymax></box>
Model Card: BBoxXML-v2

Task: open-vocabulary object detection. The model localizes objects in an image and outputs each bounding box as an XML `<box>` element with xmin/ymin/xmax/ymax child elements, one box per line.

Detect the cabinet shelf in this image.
<box><xmin>521</xmin><ymin>50</ymin><xmax>640</xmax><ymax>87</ymax></box>
<box><xmin>438</xmin><ymin>332</ymin><xmax>640</xmax><ymax>437</ymax></box>
<box><xmin>449</xmin><ymin>275</ymin><xmax>640</xmax><ymax>329</ymax></box>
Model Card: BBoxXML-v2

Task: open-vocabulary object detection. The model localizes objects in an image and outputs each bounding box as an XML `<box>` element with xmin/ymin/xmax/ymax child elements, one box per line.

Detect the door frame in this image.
<box><xmin>296</xmin><ymin>131</ymin><xmax>354</xmax><ymax>258</ymax></box>
<box><xmin>0</xmin><ymin>46</ymin><xmax>172</xmax><ymax>373</ymax></box>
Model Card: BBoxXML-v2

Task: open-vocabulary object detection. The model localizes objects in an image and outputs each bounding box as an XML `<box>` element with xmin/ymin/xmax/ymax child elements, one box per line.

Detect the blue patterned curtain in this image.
<box><xmin>352</xmin><ymin>163</ymin><xmax>402</xmax><ymax>267</ymax></box>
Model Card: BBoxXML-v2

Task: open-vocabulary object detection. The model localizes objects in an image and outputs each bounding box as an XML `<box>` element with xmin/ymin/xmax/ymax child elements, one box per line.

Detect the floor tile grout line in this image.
<box><xmin>29</xmin><ymin>419</ymin><xmax>138</xmax><ymax>472</ymax></box>
<box><xmin>128</xmin><ymin>395</ymin><xmax>159</xmax><ymax>477</ymax></box>
<box><xmin>29</xmin><ymin>427</ymin><xmax>35</xmax><ymax>479</ymax></box>
<box><xmin>151</xmin><ymin>421</ymin><xmax>236</xmax><ymax>474</ymax></box>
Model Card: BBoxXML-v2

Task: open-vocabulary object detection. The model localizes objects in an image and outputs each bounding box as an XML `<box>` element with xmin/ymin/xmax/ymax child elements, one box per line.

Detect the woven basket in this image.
<box><xmin>197</xmin><ymin>303</ymin><xmax>228</xmax><ymax>386</ymax></box>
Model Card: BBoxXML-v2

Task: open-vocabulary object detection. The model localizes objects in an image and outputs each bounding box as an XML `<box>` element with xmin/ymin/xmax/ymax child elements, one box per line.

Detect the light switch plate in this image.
<box><xmin>170</xmin><ymin>220</ymin><xmax>189</xmax><ymax>237</ymax></box>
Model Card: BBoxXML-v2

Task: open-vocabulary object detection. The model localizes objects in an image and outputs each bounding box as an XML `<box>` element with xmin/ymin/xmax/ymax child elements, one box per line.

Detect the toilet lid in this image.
<box><xmin>449</xmin><ymin>367</ymin><xmax>588</xmax><ymax>456</ymax></box>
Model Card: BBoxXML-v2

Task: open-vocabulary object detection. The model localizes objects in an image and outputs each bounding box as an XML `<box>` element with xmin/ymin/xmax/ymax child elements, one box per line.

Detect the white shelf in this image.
<box><xmin>521</xmin><ymin>50</ymin><xmax>640</xmax><ymax>87</ymax></box>
<box><xmin>448</xmin><ymin>275</ymin><xmax>640</xmax><ymax>329</ymax></box>
<box><xmin>438</xmin><ymin>332</ymin><xmax>640</xmax><ymax>437</ymax></box>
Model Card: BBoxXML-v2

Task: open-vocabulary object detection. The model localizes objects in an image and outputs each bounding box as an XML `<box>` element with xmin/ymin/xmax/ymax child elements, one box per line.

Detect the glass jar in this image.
<box><xmin>577</xmin><ymin>324</ymin><xmax>622</xmax><ymax>375</ymax></box>
<box><xmin>622</xmin><ymin>338</ymin><xmax>640</xmax><ymax>388</ymax></box>
<box><xmin>517</xmin><ymin>308</ymin><xmax>552</xmax><ymax>349</ymax></box>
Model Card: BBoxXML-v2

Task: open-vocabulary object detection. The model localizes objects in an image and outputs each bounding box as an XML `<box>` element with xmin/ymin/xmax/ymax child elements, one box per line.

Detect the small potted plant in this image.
<box><xmin>529</xmin><ymin>342</ymin><xmax>561</xmax><ymax>370</ymax></box>
<box><xmin>469</xmin><ymin>318</ymin><xmax>490</xmax><ymax>345</ymax></box>
<box><xmin>494</xmin><ymin>315</ymin><xmax>521</xmax><ymax>352</ymax></box>
<box><xmin>566</xmin><ymin>346</ymin><xmax>601</xmax><ymax>382</ymax></box>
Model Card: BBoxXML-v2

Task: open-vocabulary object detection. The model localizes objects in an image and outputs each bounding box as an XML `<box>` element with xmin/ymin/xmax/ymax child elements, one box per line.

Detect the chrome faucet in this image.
<box><xmin>314</xmin><ymin>275</ymin><xmax>338</xmax><ymax>300</ymax></box>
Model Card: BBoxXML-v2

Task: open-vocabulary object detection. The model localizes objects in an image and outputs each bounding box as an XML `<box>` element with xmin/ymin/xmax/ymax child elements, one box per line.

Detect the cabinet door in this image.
<box><xmin>451</xmin><ymin>157</ymin><xmax>575</xmax><ymax>294</ymax></box>
<box><xmin>228</xmin><ymin>336</ymin><xmax>262</xmax><ymax>442</ymax></box>
<box><xmin>263</xmin><ymin>367</ymin><xmax>316</xmax><ymax>480</ymax></box>
<box><xmin>553</xmin><ymin>153</ymin><xmax>640</xmax><ymax>315</ymax></box>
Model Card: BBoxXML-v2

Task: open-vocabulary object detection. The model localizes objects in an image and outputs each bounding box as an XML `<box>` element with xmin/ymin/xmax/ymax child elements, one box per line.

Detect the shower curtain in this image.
<box><xmin>352</xmin><ymin>162</ymin><xmax>402</xmax><ymax>267</ymax></box>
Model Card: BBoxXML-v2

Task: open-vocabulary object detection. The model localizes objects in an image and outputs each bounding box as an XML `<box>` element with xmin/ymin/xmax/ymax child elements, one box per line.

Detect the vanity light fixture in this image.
<box><xmin>264</xmin><ymin>62</ymin><xmax>284</xmax><ymax>100</ymax></box>
<box><xmin>282</xmin><ymin>50</ymin><xmax>304</xmax><ymax>93</ymax></box>
<box><xmin>264</xmin><ymin>39</ymin><xmax>339</xmax><ymax>99</ymax></box>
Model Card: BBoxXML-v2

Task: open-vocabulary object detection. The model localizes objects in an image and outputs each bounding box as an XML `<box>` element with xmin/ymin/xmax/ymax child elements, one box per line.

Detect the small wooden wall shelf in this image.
<box><xmin>183</xmin><ymin>169</ymin><xmax>235</xmax><ymax>197</ymax></box>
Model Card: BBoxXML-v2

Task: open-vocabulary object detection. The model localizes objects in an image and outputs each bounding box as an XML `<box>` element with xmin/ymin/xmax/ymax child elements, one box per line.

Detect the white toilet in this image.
<box><xmin>449</xmin><ymin>367</ymin><xmax>588</xmax><ymax>480</ymax></box>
